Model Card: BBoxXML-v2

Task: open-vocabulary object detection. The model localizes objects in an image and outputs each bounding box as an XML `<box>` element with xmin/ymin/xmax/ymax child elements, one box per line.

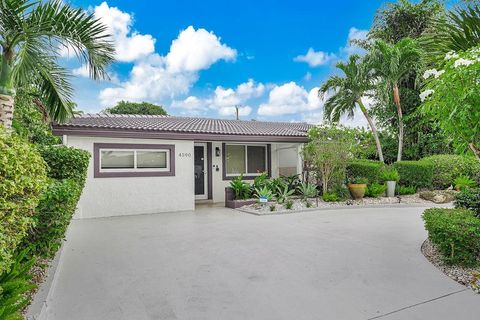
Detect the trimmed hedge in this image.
<box><xmin>0</xmin><ymin>130</ymin><xmax>47</xmax><ymax>273</ymax></box>
<box><xmin>346</xmin><ymin>160</ymin><xmax>385</xmax><ymax>184</ymax></box>
<box><xmin>27</xmin><ymin>179</ymin><xmax>82</xmax><ymax>258</ymax></box>
<box><xmin>24</xmin><ymin>146</ymin><xmax>90</xmax><ymax>259</ymax></box>
<box><xmin>38</xmin><ymin>145</ymin><xmax>90</xmax><ymax>185</ymax></box>
<box><xmin>454</xmin><ymin>187</ymin><xmax>480</xmax><ymax>217</ymax></box>
<box><xmin>423</xmin><ymin>208</ymin><xmax>480</xmax><ymax>266</ymax></box>
<box><xmin>393</xmin><ymin>161</ymin><xmax>434</xmax><ymax>188</ymax></box>
<box><xmin>421</xmin><ymin>155</ymin><xmax>480</xmax><ymax>189</ymax></box>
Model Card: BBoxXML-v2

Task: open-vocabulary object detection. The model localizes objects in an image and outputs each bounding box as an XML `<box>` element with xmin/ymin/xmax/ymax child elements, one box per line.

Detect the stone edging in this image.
<box><xmin>236</xmin><ymin>202</ymin><xmax>441</xmax><ymax>216</ymax></box>
<box><xmin>26</xmin><ymin>241</ymin><xmax>67</xmax><ymax>320</ymax></box>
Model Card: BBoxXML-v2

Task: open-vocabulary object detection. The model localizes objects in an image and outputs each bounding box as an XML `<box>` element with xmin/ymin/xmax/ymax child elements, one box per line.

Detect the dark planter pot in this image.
<box><xmin>348</xmin><ymin>183</ymin><xmax>367</xmax><ymax>200</ymax></box>
<box><xmin>225</xmin><ymin>187</ymin><xmax>257</xmax><ymax>209</ymax></box>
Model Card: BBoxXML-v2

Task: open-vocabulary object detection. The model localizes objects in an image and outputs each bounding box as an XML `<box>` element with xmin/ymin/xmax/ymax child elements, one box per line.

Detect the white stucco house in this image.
<box><xmin>53</xmin><ymin>114</ymin><xmax>313</xmax><ymax>218</ymax></box>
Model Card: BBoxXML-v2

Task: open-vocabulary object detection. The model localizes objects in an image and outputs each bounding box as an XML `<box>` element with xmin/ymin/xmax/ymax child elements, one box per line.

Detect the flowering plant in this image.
<box><xmin>421</xmin><ymin>47</ymin><xmax>480</xmax><ymax>157</ymax></box>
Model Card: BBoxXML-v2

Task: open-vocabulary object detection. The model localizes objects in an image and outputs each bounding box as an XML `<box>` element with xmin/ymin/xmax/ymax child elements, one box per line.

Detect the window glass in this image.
<box><xmin>101</xmin><ymin>151</ymin><xmax>134</xmax><ymax>169</ymax></box>
<box><xmin>247</xmin><ymin>146</ymin><xmax>266</xmax><ymax>174</ymax></box>
<box><xmin>226</xmin><ymin>145</ymin><xmax>246</xmax><ymax>174</ymax></box>
<box><xmin>137</xmin><ymin>151</ymin><xmax>167</xmax><ymax>168</ymax></box>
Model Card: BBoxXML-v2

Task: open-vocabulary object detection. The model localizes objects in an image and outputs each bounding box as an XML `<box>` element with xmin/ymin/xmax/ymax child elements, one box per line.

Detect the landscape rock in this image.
<box><xmin>419</xmin><ymin>190</ymin><xmax>455</xmax><ymax>203</ymax></box>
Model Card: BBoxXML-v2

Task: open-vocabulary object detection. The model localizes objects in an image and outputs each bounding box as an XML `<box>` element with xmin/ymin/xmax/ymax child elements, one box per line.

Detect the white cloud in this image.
<box><xmin>170</xmin><ymin>96</ymin><xmax>206</xmax><ymax>114</ymax></box>
<box><xmin>99</xmin><ymin>25</ymin><xmax>237</xmax><ymax>107</ymax></box>
<box><xmin>72</xmin><ymin>64</ymin><xmax>90</xmax><ymax>77</ymax></box>
<box><xmin>257</xmin><ymin>82</ymin><xmax>324</xmax><ymax>116</ymax></box>
<box><xmin>169</xmin><ymin>79</ymin><xmax>263</xmax><ymax>118</ymax></box>
<box><xmin>294</xmin><ymin>48</ymin><xmax>335</xmax><ymax>67</ymax></box>
<box><xmin>343</xmin><ymin>27</ymin><xmax>368</xmax><ymax>56</ymax></box>
<box><xmin>93</xmin><ymin>2</ymin><xmax>155</xmax><ymax>62</ymax></box>
<box><xmin>166</xmin><ymin>26</ymin><xmax>237</xmax><ymax>73</ymax></box>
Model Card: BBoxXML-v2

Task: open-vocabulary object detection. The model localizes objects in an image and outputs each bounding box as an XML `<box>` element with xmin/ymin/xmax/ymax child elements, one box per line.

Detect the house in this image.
<box><xmin>53</xmin><ymin>114</ymin><xmax>313</xmax><ymax>218</ymax></box>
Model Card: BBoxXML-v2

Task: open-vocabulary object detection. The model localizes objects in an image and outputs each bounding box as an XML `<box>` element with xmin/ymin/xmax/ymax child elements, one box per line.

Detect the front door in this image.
<box><xmin>194</xmin><ymin>144</ymin><xmax>208</xmax><ymax>199</ymax></box>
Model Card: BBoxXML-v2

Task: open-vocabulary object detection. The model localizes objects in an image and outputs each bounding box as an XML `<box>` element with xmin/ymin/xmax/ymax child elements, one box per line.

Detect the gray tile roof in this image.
<box><xmin>54</xmin><ymin>113</ymin><xmax>314</xmax><ymax>137</ymax></box>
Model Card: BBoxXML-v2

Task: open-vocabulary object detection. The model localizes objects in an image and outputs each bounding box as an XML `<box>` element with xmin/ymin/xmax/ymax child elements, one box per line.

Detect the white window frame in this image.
<box><xmin>99</xmin><ymin>148</ymin><xmax>170</xmax><ymax>173</ymax></box>
<box><xmin>225</xmin><ymin>144</ymin><xmax>268</xmax><ymax>177</ymax></box>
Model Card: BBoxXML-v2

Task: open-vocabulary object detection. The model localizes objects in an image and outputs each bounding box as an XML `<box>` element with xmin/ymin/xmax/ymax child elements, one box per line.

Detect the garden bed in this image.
<box><xmin>238</xmin><ymin>193</ymin><xmax>436</xmax><ymax>215</ymax></box>
<box><xmin>421</xmin><ymin>239</ymin><xmax>480</xmax><ymax>294</ymax></box>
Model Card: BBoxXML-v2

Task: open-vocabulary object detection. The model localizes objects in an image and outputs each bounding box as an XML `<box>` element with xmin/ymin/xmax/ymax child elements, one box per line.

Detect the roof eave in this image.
<box><xmin>52</xmin><ymin>126</ymin><xmax>309</xmax><ymax>143</ymax></box>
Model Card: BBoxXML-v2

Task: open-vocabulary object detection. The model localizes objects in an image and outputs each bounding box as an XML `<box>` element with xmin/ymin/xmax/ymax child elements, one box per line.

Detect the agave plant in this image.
<box><xmin>276</xmin><ymin>184</ymin><xmax>295</xmax><ymax>204</ymax></box>
<box><xmin>297</xmin><ymin>182</ymin><xmax>318</xmax><ymax>199</ymax></box>
<box><xmin>255</xmin><ymin>186</ymin><xmax>273</xmax><ymax>201</ymax></box>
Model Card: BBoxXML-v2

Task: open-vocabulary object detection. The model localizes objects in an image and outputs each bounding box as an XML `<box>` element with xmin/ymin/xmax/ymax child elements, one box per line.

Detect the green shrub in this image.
<box><xmin>25</xmin><ymin>179</ymin><xmax>82</xmax><ymax>259</ymax></box>
<box><xmin>365</xmin><ymin>183</ymin><xmax>386</xmax><ymax>198</ymax></box>
<box><xmin>397</xmin><ymin>185</ymin><xmax>417</xmax><ymax>195</ymax></box>
<box><xmin>322</xmin><ymin>192</ymin><xmax>340</xmax><ymax>202</ymax></box>
<box><xmin>380</xmin><ymin>166</ymin><xmax>400</xmax><ymax>182</ymax></box>
<box><xmin>423</xmin><ymin>208</ymin><xmax>480</xmax><ymax>266</ymax></box>
<box><xmin>454</xmin><ymin>187</ymin><xmax>480</xmax><ymax>217</ymax></box>
<box><xmin>38</xmin><ymin>145</ymin><xmax>90</xmax><ymax>185</ymax></box>
<box><xmin>230</xmin><ymin>175</ymin><xmax>251</xmax><ymax>200</ymax></box>
<box><xmin>0</xmin><ymin>250</ymin><xmax>36</xmax><ymax>320</ymax></box>
<box><xmin>0</xmin><ymin>130</ymin><xmax>47</xmax><ymax>273</ymax></box>
<box><xmin>393</xmin><ymin>161</ymin><xmax>433</xmax><ymax>188</ymax></box>
<box><xmin>269</xmin><ymin>204</ymin><xmax>276</xmax><ymax>212</ymax></box>
<box><xmin>421</xmin><ymin>155</ymin><xmax>480</xmax><ymax>189</ymax></box>
<box><xmin>280</xmin><ymin>174</ymin><xmax>301</xmax><ymax>194</ymax></box>
<box><xmin>346</xmin><ymin>160</ymin><xmax>385</xmax><ymax>184</ymax></box>
<box><xmin>348</xmin><ymin>176</ymin><xmax>368</xmax><ymax>184</ymax></box>
<box><xmin>285</xmin><ymin>199</ymin><xmax>294</xmax><ymax>209</ymax></box>
<box><xmin>454</xmin><ymin>175</ymin><xmax>477</xmax><ymax>191</ymax></box>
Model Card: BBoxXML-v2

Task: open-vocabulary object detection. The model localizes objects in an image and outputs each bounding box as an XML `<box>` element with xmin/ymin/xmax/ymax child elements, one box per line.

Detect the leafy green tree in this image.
<box><xmin>422</xmin><ymin>3</ymin><xmax>480</xmax><ymax>64</ymax></box>
<box><xmin>367</xmin><ymin>38</ymin><xmax>421</xmax><ymax>161</ymax></box>
<box><xmin>421</xmin><ymin>47</ymin><xmax>480</xmax><ymax>159</ymax></box>
<box><xmin>302</xmin><ymin>125</ymin><xmax>352</xmax><ymax>193</ymax></box>
<box><xmin>369</xmin><ymin>0</ymin><xmax>444</xmax><ymax>44</ymax></box>
<box><xmin>320</xmin><ymin>55</ymin><xmax>384</xmax><ymax>162</ymax></box>
<box><xmin>105</xmin><ymin>101</ymin><xmax>168</xmax><ymax>115</ymax></box>
<box><xmin>0</xmin><ymin>0</ymin><xmax>114</xmax><ymax>128</ymax></box>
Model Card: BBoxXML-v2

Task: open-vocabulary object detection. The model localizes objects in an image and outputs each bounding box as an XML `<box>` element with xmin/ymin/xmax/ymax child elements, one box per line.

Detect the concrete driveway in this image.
<box><xmin>43</xmin><ymin>206</ymin><xmax>479</xmax><ymax>320</ymax></box>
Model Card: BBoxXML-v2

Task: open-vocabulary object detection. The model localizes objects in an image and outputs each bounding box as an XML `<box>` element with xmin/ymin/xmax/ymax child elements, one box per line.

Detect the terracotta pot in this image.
<box><xmin>348</xmin><ymin>183</ymin><xmax>367</xmax><ymax>200</ymax></box>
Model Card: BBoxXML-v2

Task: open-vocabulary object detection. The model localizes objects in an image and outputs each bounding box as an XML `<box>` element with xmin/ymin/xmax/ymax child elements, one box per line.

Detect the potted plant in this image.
<box><xmin>347</xmin><ymin>177</ymin><xmax>368</xmax><ymax>200</ymax></box>
<box><xmin>381</xmin><ymin>167</ymin><xmax>400</xmax><ymax>197</ymax></box>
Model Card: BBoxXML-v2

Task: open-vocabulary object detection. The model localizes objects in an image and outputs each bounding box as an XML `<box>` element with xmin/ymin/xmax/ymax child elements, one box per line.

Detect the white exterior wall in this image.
<box><xmin>211</xmin><ymin>142</ymin><xmax>302</xmax><ymax>203</ymax></box>
<box><xmin>66</xmin><ymin>136</ymin><xmax>195</xmax><ymax>219</ymax></box>
<box><xmin>66</xmin><ymin>136</ymin><xmax>304</xmax><ymax>217</ymax></box>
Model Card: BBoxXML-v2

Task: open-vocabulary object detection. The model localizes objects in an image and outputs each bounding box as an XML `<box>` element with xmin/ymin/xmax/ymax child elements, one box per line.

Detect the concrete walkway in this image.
<box><xmin>43</xmin><ymin>206</ymin><xmax>479</xmax><ymax>319</ymax></box>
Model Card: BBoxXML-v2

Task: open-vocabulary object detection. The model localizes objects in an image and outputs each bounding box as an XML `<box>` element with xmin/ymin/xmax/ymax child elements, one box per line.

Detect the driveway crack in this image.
<box><xmin>366</xmin><ymin>288</ymin><xmax>468</xmax><ymax>319</ymax></box>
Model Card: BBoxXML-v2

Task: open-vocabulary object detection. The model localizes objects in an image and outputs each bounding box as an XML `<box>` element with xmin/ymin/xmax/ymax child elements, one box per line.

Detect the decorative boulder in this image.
<box><xmin>420</xmin><ymin>190</ymin><xmax>455</xmax><ymax>204</ymax></box>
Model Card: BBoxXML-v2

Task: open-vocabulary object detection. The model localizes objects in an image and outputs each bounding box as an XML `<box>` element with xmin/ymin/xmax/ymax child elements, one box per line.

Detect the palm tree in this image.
<box><xmin>367</xmin><ymin>38</ymin><xmax>421</xmax><ymax>161</ymax></box>
<box><xmin>319</xmin><ymin>55</ymin><xmax>384</xmax><ymax>162</ymax></box>
<box><xmin>421</xmin><ymin>3</ymin><xmax>480</xmax><ymax>63</ymax></box>
<box><xmin>0</xmin><ymin>0</ymin><xmax>115</xmax><ymax>128</ymax></box>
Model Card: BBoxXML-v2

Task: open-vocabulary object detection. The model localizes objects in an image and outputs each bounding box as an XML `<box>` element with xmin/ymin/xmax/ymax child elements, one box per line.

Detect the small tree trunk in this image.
<box><xmin>358</xmin><ymin>99</ymin><xmax>384</xmax><ymax>163</ymax></box>
<box><xmin>393</xmin><ymin>83</ymin><xmax>404</xmax><ymax>162</ymax></box>
<box><xmin>469</xmin><ymin>143</ymin><xmax>480</xmax><ymax>161</ymax></box>
<box><xmin>0</xmin><ymin>94</ymin><xmax>14</xmax><ymax>129</ymax></box>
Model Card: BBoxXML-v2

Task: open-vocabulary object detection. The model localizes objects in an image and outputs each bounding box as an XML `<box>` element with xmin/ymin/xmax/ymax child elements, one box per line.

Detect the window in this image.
<box><xmin>100</xmin><ymin>149</ymin><xmax>169</xmax><ymax>172</ymax></box>
<box><xmin>94</xmin><ymin>143</ymin><xmax>175</xmax><ymax>178</ymax></box>
<box><xmin>225</xmin><ymin>144</ymin><xmax>268</xmax><ymax>177</ymax></box>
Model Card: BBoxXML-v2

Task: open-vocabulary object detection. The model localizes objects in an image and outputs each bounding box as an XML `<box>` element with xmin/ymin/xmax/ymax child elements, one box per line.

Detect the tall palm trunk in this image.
<box><xmin>358</xmin><ymin>99</ymin><xmax>384</xmax><ymax>163</ymax></box>
<box><xmin>0</xmin><ymin>49</ymin><xmax>14</xmax><ymax>129</ymax></box>
<box><xmin>0</xmin><ymin>94</ymin><xmax>14</xmax><ymax>128</ymax></box>
<box><xmin>393</xmin><ymin>83</ymin><xmax>403</xmax><ymax>161</ymax></box>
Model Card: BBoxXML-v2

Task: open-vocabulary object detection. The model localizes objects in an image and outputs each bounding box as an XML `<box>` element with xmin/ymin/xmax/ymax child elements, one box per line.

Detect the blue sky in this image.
<box><xmin>65</xmin><ymin>0</ymin><xmax>386</xmax><ymax>125</ymax></box>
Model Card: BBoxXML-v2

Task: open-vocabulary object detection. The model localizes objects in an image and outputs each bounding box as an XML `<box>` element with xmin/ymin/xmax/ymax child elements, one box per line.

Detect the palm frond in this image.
<box><xmin>421</xmin><ymin>3</ymin><xmax>480</xmax><ymax>62</ymax></box>
<box><xmin>24</xmin><ymin>0</ymin><xmax>115</xmax><ymax>80</ymax></box>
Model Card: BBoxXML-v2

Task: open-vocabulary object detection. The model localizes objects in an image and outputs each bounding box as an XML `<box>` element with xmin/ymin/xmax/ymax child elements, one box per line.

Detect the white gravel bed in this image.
<box><xmin>421</xmin><ymin>239</ymin><xmax>480</xmax><ymax>294</ymax></box>
<box><xmin>239</xmin><ymin>194</ymin><xmax>433</xmax><ymax>215</ymax></box>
